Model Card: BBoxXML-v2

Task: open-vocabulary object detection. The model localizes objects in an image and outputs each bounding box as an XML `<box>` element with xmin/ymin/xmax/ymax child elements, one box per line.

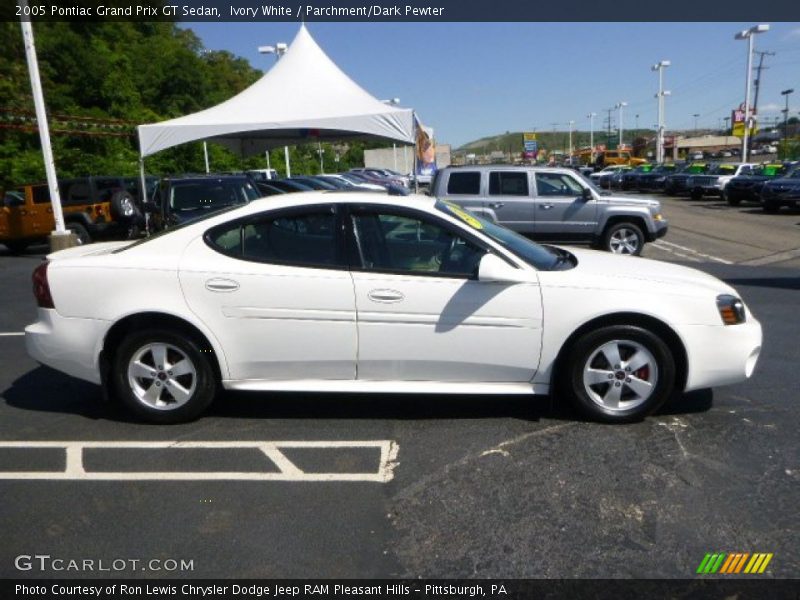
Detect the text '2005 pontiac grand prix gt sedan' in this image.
<box><xmin>25</xmin><ymin>192</ymin><xmax>762</xmax><ymax>424</ymax></box>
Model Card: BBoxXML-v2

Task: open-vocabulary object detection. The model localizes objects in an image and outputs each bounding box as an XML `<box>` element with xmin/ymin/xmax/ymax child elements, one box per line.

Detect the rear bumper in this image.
<box><xmin>682</xmin><ymin>317</ymin><xmax>762</xmax><ymax>392</ymax></box>
<box><xmin>25</xmin><ymin>308</ymin><xmax>109</xmax><ymax>384</ymax></box>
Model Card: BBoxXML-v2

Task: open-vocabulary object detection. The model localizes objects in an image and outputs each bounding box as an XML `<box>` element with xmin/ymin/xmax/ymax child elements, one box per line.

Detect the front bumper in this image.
<box><xmin>682</xmin><ymin>316</ymin><xmax>762</xmax><ymax>391</ymax></box>
<box><xmin>647</xmin><ymin>219</ymin><xmax>669</xmax><ymax>241</ymax></box>
<box><xmin>25</xmin><ymin>308</ymin><xmax>109</xmax><ymax>385</ymax></box>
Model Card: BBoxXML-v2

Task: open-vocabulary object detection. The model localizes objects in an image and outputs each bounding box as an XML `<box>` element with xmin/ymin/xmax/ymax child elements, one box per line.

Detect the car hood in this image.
<box><xmin>553</xmin><ymin>247</ymin><xmax>736</xmax><ymax>296</ymax></box>
<box><xmin>599</xmin><ymin>194</ymin><xmax>660</xmax><ymax>208</ymax></box>
<box><xmin>764</xmin><ymin>177</ymin><xmax>800</xmax><ymax>188</ymax></box>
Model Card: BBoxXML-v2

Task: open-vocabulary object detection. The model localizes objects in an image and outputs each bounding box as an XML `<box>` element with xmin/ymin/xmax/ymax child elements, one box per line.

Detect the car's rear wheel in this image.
<box><xmin>602</xmin><ymin>222</ymin><xmax>644</xmax><ymax>256</ymax></box>
<box><xmin>562</xmin><ymin>325</ymin><xmax>676</xmax><ymax>423</ymax></box>
<box><xmin>66</xmin><ymin>222</ymin><xmax>92</xmax><ymax>245</ymax></box>
<box><xmin>112</xmin><ymin>330</ymin><xmax>216</xmax><ymax>423</ymax></box>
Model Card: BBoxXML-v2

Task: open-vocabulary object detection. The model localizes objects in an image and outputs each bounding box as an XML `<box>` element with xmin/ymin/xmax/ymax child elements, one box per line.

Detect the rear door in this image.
<box><xmin>179</xmin><ymin>203</ymin><xmax>357</xmax><ymax>381</ymax></box>
<box><xmin>485</xmin><ymin>169</ymin><xmax>534</xmax><ymax>233</ymax></box>
<box><xmin>532</xmin><ymin>171</ymin><xmax>598</xmax><ymax>239</ymax></box>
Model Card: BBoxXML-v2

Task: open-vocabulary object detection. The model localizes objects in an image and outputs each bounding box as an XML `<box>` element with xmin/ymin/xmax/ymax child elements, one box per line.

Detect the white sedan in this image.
<box><xmin>25</xmin><ymin>192</ymin><xmax>762</xmax><ymax>424</ymax></box>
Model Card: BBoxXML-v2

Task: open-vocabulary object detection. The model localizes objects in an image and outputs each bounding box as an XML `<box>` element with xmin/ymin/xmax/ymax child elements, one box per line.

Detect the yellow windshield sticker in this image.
<box><xmin>443</xmin><ymin>201</ymin><xmax>483</xmax><ymax>229</ymax></box>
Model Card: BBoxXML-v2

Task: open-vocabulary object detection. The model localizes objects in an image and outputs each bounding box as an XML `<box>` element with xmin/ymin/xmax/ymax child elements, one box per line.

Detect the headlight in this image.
<box><xmin>653</xmin><ymin>213</ymin><xmax>664</xmax><ymax>221</ymax></box>
<box><xmin>717</xmin><ymin>294</ymin><xmax>746</xmax><ymax>325</ymax></box>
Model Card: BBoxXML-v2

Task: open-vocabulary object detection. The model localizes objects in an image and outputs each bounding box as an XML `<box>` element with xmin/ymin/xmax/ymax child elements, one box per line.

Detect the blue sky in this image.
<box><xmin>186</xmin><ymin>22</ymin><xmax>800</xmax><ymax>147</ymax></box>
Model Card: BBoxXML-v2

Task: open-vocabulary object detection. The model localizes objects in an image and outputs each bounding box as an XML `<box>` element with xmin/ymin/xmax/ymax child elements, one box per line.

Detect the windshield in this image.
<box><xmin>709</xmin><ymin>164</ymin><xmax>738</xmax><ymax>175</ymax></box>
<box><xmin>169</xmin><ymin>180</ymin><xmax>259</xmax><ymax>212</ymax></box>
<box><xmin>435</xmin><ymin>200</ymin><xmax>562</xmax><ymax>270</ymax></box>
<box><xmin>576</xmin><ymin>172</ymin><xmax>604</xmax><ymax>194</ymax></box>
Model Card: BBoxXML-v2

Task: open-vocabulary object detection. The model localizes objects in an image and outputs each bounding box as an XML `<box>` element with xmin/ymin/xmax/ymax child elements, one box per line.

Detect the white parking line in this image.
<box><xmin>0</xmin><ymin>332</ymin><xmax>24</xmax><ymax>337</ymax></box>
<box><xmin>0</xmin><ymin>440</ymin><xmax>399</xmax><ymax>482</ymax></box>
<box><xmin>652</xmin><ymin>240</ymin><xmax>733</xmax><ymax>264</ymax></box>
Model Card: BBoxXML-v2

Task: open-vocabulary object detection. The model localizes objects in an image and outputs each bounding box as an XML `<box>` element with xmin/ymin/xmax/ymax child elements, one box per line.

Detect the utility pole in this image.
<box><xmin>735</xmin><ymin>25</ymin><xmax>769</xmax><ymax>163</ymax></box>
<box><xmin>605</xmin><ymin>108</ymin><xmax>613</xmax><ymax>148</ymax></box>
<box><xmin>750</xmin><ymin>49</ymin><xmax>775</xmax><ymax>156</ymax></box>
<box><xmin>587</xmin><ymin>112</ymin><xmax>597</xmax><ymax>165</ymax></box>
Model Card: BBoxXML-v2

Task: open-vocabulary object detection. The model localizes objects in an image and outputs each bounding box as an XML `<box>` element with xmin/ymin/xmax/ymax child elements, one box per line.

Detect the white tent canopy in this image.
<box><xmin>137</xmin><ymin>25</ymin><xmax>416</xmax><ymax>158</ymax></box>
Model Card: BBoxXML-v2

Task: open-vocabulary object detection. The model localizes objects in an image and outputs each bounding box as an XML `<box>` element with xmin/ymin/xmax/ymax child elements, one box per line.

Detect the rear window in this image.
<box><xmin>489</xmin><ymin>172</ymin><xmax>528</xmax><ymax>196</ymax></box>
<box><xmin>446</xmin><ymin>172</ymin><xmax>481</xmax><ymax>195</ymax></box>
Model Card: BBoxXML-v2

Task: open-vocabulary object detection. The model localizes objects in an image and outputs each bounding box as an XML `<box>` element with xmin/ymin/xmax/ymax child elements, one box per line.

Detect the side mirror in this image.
<box><xmin>478</xmin><ymin>253</ymin><xmax>533</xmax><ymax>284</ymax></box>
<box><xmin>581</xmin><ymin>187</ymin><xmax>594</xmax><ymax>201</ymax></box>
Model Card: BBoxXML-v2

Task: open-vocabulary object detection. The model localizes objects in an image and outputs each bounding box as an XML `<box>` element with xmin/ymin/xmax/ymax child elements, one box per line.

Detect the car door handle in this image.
<box><xmin>488</xmin><ymin>202</ymin><xmax>505</xmax><ymax>209</ymax></box>
<box><xmin>205</xmin><ymin>278</ymin><xmax>240</xmax><ymax>293</ymax></box>
<box><xmin>368</xmin><ymin>289</ymin><xmax>404</xmax><ymax>303</ymax></box>
<box><xmin>540</xmin><ymin>204</ymin><xmax>554</xmax><ymax>210</ymax></box>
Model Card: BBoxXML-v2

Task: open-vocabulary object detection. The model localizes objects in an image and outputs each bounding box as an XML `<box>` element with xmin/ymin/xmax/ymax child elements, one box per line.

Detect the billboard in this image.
<box><xmin>522</xmin><ymin>132</ymin><xmax>538</xmax><ymax>159</ymax></box>
<box><xmin>415</xmin><ymin>121</ymin><xmax>437</xmax><ymax>177</ymax></box>
<box><xmin>732</xmin><ymin>106</ymin><xmax>757</xmax><ymax>138</ymax></box>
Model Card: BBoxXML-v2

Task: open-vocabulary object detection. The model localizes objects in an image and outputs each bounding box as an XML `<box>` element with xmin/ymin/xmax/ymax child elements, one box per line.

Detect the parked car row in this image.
<box><xmin>588</xmin><ymin>159</ymin><xmax>800</xmax><ymax>213</ymax></box>
<box><xmin>1</xmin><ymin>168</ymin><xmax>418</xmax><ymax>253</ymax></box>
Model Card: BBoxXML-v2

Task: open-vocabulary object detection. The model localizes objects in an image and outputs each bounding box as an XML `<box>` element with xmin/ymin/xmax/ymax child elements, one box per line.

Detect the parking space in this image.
<box><xmin>1</xmin><ymin>205</ymin><xmax>798</xmax><ymax>578</ymax></box>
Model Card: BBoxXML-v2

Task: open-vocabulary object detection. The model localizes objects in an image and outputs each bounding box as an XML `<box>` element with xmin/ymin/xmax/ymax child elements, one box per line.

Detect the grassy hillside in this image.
<box><xmin>458</xmin><ymin>129</ymin><xmax>657</xmax><ymax>154</ymax></box>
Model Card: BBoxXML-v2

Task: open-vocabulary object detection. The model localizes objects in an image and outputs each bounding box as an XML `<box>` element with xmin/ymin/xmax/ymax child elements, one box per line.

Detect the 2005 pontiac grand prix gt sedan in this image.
<box><xmin>25</xmin><ymin>192</ymin><xmax>762</xmax><ymax>424</ymax></box>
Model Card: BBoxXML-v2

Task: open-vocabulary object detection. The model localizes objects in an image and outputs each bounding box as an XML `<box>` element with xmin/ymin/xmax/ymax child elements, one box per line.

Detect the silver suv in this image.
<box><xmin>431</xmin><ymin>165</ymin><xmax>668</xmax><ymax>255</ymax></box>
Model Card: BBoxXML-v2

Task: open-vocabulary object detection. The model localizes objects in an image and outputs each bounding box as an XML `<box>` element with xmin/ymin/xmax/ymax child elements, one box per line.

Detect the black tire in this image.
<box><xmin>762</xmin><ymin>199</ymin><xmax>780</xmax><ymax>214</ymax></box>
<box><xmin>66</xmin><ymin>222</ymin><xmax>92</xmax><ymax>245</ymax></box>
<box><xmin>725</xmin><ymin>191</ymin><xmax>741</xmax><ymax>206</ymax></box>
<box><xmin>112</xmin><ymin>329</ymin><xmax>216</xmax><ymax>424</ymax></box>
<box><xmin>560</xmin><ymin>325</ymin><xmax>676</xmax><ymax>423</ymax></box>
<box><xmin>4</xmin><ymin>241</ymin><xmax>29</xmax><ymax>254</ymax></box>
<box><xmin>110</xmin><ymin>190</ymin><xmax>139</xmax><ymax>221</ymax></box>
<box><xmin>690</xmin><ymin>189</ymin><xmax>703</xmax><ymax>200</ymax></box>
<box><xmin>601</xmin><ymin>221</ymin><xmax>645</xmax><ymax>256</ymax></box>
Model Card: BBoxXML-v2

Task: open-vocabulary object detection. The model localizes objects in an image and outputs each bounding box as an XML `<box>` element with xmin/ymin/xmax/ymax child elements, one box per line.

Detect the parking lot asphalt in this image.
<box><xmin>0</xmin><ymin>198</ymin><xmax>798</xmax><ymax>579</ymax></box>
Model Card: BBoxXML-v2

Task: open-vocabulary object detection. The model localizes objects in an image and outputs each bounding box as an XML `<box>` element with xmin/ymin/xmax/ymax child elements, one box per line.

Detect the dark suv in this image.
<box><xmin>145</xmin><ymin>175</ymin><xmax>262</xmax><ymax>231</ymax></box>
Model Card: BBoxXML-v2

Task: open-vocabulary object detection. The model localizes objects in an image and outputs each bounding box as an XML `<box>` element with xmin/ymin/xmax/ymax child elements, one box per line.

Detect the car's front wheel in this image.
<box><xmin>562</xmin><ymin>325</ymin><xmax>676</xmax><ymax>423</ymax></box>
<box><xmin>112</xmin><ymin>330</ymin><xmax>216</xmax><ymax>423</ymax></box>
<box><xmin>602</xmin><ymin>222</ymin><xmax>644</xmax><ymax>256</ymax></box>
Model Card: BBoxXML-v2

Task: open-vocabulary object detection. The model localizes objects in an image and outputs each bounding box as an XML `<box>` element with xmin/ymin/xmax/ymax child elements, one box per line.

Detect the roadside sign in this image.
<box><xmin>732</xmin><ymin>108</ymin><xmax>757</xmax><ymax>138</ymax></box>
<box><xmin>522</xmin><ymin>132</ymin><xmax>538</xmax><ymax>158</ymax></box>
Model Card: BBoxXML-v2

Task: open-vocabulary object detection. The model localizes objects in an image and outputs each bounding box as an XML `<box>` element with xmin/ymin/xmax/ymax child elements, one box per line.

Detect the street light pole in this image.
<box><xmin>587</xmin><ymin>112</ymin><xmax>596</xmax><ymax>165</ymax></box>
<box><xmin>258</xmin><ymin>42</ymin><xmax>289</xmax><ymax>176</ymax></box>
<box><xmin>19</xmin><ymin>3</ymin><xmax>73</xmax><ymax>249</ymax></box>
<box><xmin>615</xmin><ymin>102</ymin><xmax>628</xmax><ymax>147</ymax></box>
<box><xmin>693</xmin><ymin>113</ymin><xmax>700</xmax><ymax>134</ymax></box>
<box><xmin>735</xmin><ymin>24</ymin><xmax>769</xmax><ymax>163</ymax></box>
<box><xmin>568</xmin><ymin>120</ymin><xmax>575</xmax><ymax>161</ymax></box>
<box><xmin>652</xmin><ymin>60</ymin><xmax>671</xmax><ymax>164</ymax></box>
<box><xmin>781</xmin><ymin>88</ymin><xmax>794</xmax><ymax>158</ymax></box>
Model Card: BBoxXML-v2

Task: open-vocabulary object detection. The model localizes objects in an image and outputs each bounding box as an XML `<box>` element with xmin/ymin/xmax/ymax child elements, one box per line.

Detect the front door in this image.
<box><xmin>532</xmin><ymin>171</ymin><xmax>598</xmax><ymax>239</ymax></box>
<box><xmin>179</xmin><ymin>204</ymin><xmax>357</xmax><ymax>381</ymax></box>
<box><xmin>347</xmin><ymin>204</ymin><xmax>543</xmax><ymax>382</ymax></box>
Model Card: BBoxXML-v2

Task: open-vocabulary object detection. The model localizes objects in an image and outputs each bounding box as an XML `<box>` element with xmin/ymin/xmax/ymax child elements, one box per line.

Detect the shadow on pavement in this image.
<box><xmin>4</xmin><ymin>366</ymin><xmax>714</xmax><ymax>425</ymax></box>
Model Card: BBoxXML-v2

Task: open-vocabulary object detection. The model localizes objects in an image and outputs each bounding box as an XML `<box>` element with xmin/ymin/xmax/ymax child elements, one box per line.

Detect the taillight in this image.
<box><xmin>32</xmin><ymin>261</ymin><xmax>54</xmax><ymax>309</ymax></box>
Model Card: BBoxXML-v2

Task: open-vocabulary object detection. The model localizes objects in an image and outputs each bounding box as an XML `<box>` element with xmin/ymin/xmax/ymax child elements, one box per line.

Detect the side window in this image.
<box><xmin>535</xmin><ymin>173</ymin><xmax>584</xmax><ymax>197</ymax></box>
<box><xmin>243</xmin><ymin>209</ymin><xmax>338</xmax><ymax>267</ymax></box>
<box><xmin>64</xmin><ymin>181</ymin><xmax>91</xmax><ymax>205</ymax></box>
<box><xmin>94</xmin><ymin>178</ymin><xmax>122</xmax><ymax>203</ymax></box>
<box><xmin>489</xmin><ymin>171</ymin><xmax>528</xmax><ymax>196</ymax></box>
<box><xmin>206</xmin><ymin>208</ymin><xmax>341</xmax><ymax>268</ymax></box>
<box><xmin>31</xmin><ymin>185</ymin><xmax>51</xmax><ymax>204</ymax></box>
<box><xmin>446</xmin><ymin>172</ymin><xmax>481</xmax><ymax>195</ymax></box>
<box><xmin>351</xmin><ymin>210</ymin><xmax>485</xmax><ymax>277</ymax></box>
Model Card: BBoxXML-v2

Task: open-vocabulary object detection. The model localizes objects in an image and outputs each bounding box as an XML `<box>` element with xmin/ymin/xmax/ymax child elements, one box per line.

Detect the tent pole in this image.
<box><xmin>266</xmin><ymin>151</ymin><xmax>271</xmax><ymax>171</ymax></box>
<box><xmin>412</xmin><ymin>113</ymin><xmax>419</xmax><ymax>193</ymax></box>
<box><xmin>138</xmin><ymin>156</ymin><xmax>150</xmax><ymax>235</ymax></box>
<box><xmin>285</xmin><ymin>145</ymin><xmax>291</xmax><ymax>177</ymax></box>
<box><xmin>203</xmin><ymin>142</ymin><xmax>210</xmax><ymax>173</ymax></box>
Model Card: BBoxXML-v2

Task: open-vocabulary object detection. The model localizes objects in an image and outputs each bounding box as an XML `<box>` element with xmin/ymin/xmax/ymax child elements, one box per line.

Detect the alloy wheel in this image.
<box><xmin>582</xmin><ymin>339</ymin><xmax>658</xmax><ymax>411</ymax></box>
<box><xmin>608</xmin><ymin>228</ymin><xmax>640</xmax><ymax>254</ymax></box>
<box><xmin>126</xmin><ymin>342</ymin><xmax>197</xmax><ymax>410</ymax></box>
